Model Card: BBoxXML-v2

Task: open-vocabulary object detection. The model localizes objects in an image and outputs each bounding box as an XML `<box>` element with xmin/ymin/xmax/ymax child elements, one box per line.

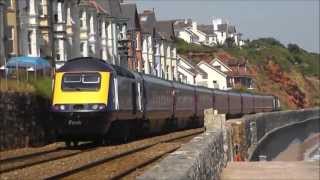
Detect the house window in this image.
<box><xmin>80</xmin><ymin>42</ymin><xmax>84</xmax><ymax>53</ymax></box>
<box><xmin>202</xmin><ymin>74</ymin><xmax>208</xmax><ymax>79</ymax></box>
<box><xmin>56</xmin><ymin>53</ymin><xmax>61</xmax><ymax>61</ymax></box>
<box><xmin>80</xmin><ymin>10</ymin><xmax>86</xmax><ymax>29</ymax></box>
<box><xmin>89</xmin><ymin>45</ymin><xmax>94</xmax><ymax>55</ymax></box>
<box><xmin>100</xmin><ymin>49</ymin><xmax>103</xmax><ymax>58</ymax></box>
<box><xmin>98</xmin><ymin>21</ymin><xmax>102</xmax><ymax>37</ymax></box>
<box><xmin>166</xmin><ymin>65</ymin><xmax>169</xmax><ymax>79</ymax></box>
<box><xmin>57</xmin><ymin>0</ymin><xmax>64</xmax><ymax>23</ymax></box>
<box><xmin>38</xmin><ymin>0</ymin><xmax>46</xmax><ymax>17</ymax></box>
<box><xmin>7</xmin><ymin>26</ymin><xmax>14</xmax><ymax>54</ymax></box>
<box><xmin>7</xmin><ymin>0</ymin><xmax>13</xmax><ymax>9</ymax></box>
<box><xmin>214</xmin><ymin>65</ymin><xmax>221</xmax><ymax>70</ymax></box>
<box><xmin>27</xmin><ymin>30</ymin><xmax>33</xmax><ymax>55</ymax></box>
<box><xmin>54</xmin><ymin>14</ymin><xmax>58</xmax><ymax>23</ymax></box>
<box><xmin>38</xmin><ymin>4</ymin><xmax>44</xmax><ymax>17</ymax></box>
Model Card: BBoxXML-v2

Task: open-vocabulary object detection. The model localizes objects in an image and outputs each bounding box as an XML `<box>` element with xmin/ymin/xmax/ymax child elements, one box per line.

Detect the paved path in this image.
<box><xmin>221</xmin><ymin>161</ymin><xmax>320</xmax><ymax>180</ymax></box>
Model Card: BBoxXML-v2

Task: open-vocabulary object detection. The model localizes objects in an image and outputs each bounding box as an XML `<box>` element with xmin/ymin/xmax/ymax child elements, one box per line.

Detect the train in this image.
<box><xmin>51</xmin><ymin>57</ymin><xmax>280</xmax><ymax>146</ymax></box>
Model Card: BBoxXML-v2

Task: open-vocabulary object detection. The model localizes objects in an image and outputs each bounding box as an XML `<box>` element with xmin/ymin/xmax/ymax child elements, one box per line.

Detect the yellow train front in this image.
<box><xmin>51</xmin><ymin>58</ymin><xmax>115</xmax><ymax>144</ymax></box>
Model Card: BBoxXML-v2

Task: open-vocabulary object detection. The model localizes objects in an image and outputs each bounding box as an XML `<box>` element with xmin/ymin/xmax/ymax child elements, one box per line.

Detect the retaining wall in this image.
<box><xmin>227</xmin><ymin>108</ymin><xmax>320</xmax><ymax>161</ymax></box>
<box><xmin>0</xmin><ymin>92</ymin><xmax>54</xmax><ymax>150</ymax></box>
<box><xmin>138</xmin><ymin>108</ymin><xmax>319</xmax><ymax>180</ymax></box>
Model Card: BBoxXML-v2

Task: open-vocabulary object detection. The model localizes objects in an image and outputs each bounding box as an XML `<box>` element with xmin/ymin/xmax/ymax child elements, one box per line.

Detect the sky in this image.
<box><xmin>126</xmin><ymin>0</ymin><xmax>320</xmax><ymax>53</ymax></box>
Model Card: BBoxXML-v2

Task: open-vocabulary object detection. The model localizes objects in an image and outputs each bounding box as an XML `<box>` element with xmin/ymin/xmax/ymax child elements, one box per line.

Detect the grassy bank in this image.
<box><xmin>0</xmin><ymin>77</ymin><xmax>52</xmax><ymax>99</ymax></box>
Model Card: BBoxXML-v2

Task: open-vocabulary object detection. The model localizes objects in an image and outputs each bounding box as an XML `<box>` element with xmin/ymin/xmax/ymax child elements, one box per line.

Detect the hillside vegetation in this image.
<box><xmin>177</xmin><ymin>38</ymin><xmax>320</xmax><ymax>109</ymax></box>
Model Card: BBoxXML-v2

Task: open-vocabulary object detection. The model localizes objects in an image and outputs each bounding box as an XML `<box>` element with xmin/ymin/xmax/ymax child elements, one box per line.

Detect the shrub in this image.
<box><xmin>288</xmin><ymin>43</ymin><xmax>301</xmax><ymax>53</ymax></box>
<box><xmin>30</xmin><ymin>77</ymin><xmax>52</xmax><ymax>99</ymax></box>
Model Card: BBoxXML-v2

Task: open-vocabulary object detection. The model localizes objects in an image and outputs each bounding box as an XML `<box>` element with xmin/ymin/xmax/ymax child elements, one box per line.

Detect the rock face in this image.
<box><xmin>264</xmin><ymin>60</ymin><xmax>306</xmax><ymax>108</ymax></box>
<box><xmin>0</xmin><ymin>92</ymin><xmax>54</xmax><ymax>151</ymax></box>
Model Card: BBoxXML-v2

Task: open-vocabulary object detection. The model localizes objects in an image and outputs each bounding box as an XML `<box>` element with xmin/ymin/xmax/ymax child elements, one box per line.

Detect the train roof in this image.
<box><xmin>56</xmin><ymin>57</ymin><xmax>115</xmax><ymax>72</ymax></box>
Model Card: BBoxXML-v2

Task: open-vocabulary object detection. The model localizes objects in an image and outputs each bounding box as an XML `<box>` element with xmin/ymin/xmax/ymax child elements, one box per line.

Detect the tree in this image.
<box><xmin>225</xmin><ymin>37</ymin><xmax>235</xmax><ymax>48</ymax></box>
<box><xmin>288</xmin><ymin>43</ymin><xmax>301</xmax><ymax>53</ymax></box>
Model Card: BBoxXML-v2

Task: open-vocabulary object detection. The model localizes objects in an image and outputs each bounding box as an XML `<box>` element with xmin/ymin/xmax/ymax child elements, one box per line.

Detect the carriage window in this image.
<box><xmin>62</xmin><ymin>73</ymin><xmax>101</xmax><ymax>91</ymax></box>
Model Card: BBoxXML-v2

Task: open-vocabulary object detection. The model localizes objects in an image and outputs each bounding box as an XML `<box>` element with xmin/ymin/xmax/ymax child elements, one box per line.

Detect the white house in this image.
<box><xmin>177</xmin><ymin>55</ymin><xmax>196</xmax><ymax>85</ymax></box>
<box><xmin>175</xmin><ymin>21</ymin><xmax>216</xmax><ymax>46</ymax></box>
<box><xmin>212</xmin><ymin>17</ymin><xmax>245</xmax><ymax>46</ymax></box>
<box><xmin>177</xmin><ymin>29</ymin><xmax>199</xmax><ymax>44</ymax></box>
<box><xmin>174</xmin><ymin>18</ymin><xmax>244</xmax><ymax>47</ymax></box>
<box><xmin>210</xmin><ymin>57</ymin><xmax>232</xmax><ymax>73</ymax></box>
<box><xmin>196</xmin><ymin>61</ymin><xmax>227</xmax><ymax>90</ymax></box>
<box><xmin>211</xmin><ymin>54</ymin><xmax>254</xmax><ymax>89</ymax></box>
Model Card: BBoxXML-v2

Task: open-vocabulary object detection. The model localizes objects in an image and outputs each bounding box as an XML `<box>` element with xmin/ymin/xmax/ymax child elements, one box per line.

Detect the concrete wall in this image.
<box><xmin>138</xmin><ymin>108</ymin><xmax>319</xmax><ymax>180</ymax></box>
<box><xmin>227</xmin><ymin>108</ymin><xmax>320</xmax><ymax>161</ymax></box>
<box><xmin>0</xmin><ymin>92</ymin><xmax>54</xmax><ymax>150</ymax></box>
<box><xmin>250</xmin><ymin>116</ymin><xmax>319</xmax><ymax>161</ymax></box>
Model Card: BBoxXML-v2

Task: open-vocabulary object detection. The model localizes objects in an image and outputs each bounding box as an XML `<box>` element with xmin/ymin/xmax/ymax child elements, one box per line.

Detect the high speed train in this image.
<box><xmin>51</xmin><ymin>57</ymin><xmax>280</xmax><ymax>146</ymax></box>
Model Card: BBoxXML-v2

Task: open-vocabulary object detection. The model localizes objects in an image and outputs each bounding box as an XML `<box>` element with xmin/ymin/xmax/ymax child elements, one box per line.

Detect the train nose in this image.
<box><xmin>52</xmin><ymin>104</ymin><xmax>107</xmax><ymax>112</ymax></box>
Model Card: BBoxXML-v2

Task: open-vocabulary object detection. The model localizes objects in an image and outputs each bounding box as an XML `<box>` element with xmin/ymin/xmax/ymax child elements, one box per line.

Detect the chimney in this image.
<box><xmin>192</xmin><ymin>21</ymin><xmax>197</xmax><ymax>31</ymax></box>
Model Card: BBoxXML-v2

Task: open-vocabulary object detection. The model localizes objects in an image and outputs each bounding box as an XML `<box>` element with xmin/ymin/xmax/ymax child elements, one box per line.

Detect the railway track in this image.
<box><xmin>47</xmin><ymin>128</ymin><xmax>204</xmax><ymax>180</ymax></box>
<box><xmin>0</xmin><ymin>128</ymin><xmax>204</xmax><ymax>180</ymax></box>
<box><xmin>0</xmin><ymin>143</ymin><xmax>96</xmax><ymax>173</ymax></box>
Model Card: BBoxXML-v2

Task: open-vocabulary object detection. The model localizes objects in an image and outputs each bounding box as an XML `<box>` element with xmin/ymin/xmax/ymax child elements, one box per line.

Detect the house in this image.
<box><xmin>177</xmin><ymin>55</ymin><xmax>207</xmax><ymax>85</ymax></box>
<box><xmin>2</xmin><ymin>0</ymin><xmax>131</xmax><ymax>69</ymax></box>
<box><xmin>50</xmin><ymin>0</ymin><xmax>128</xmax><ymax>69</ymax></box>
<box><xmin>38</xmin><ymin>0</ymin><xmax>53</xmax><ymax>60</ymax></box>
<box><xmin>188</xmin><ymin>22</ymin><xmax>216</xmax><ymax>46</ymax></box>
<box><xmin>0</xmin><ymin>0</ymin><xmax>6</xmax><ymax>67</ymax></box>
<box><xmin>120</xmin><ymin>3</ymin><xmax>142</xmax><ymax>71</ymax></box>
<box><xmin>139</xmin><ymin>10</ymin><xmax>157</xmax><ymax>75</ymax></box>
<box><xmin>173</xmin><ymin>19</ymin><xmax>199</xmax><ymax>44</ymax></box>
<box><xmin>196</xmin><ymin>61</ymin><xmax>228</xmax><ymax>89</ymax></box>
<box><xmin>213</xmin><ymin>18</ymin><xmax>244</xmax><ymax>46</ymax></box>
<box><xmin>156</xmin><ymin>20</ymin><xmax>177</xmax><ymax>80</ymax></box>
<box><xmin>5</xmin><ymin>0</ymin><xmax>19</xmax><ymax>59</ymax></box>
<box><xmin>212</xmin><ymin>53</ymin><xmax>253</xmax><ymax>89</ymax></box>
<box><xmin>18</xmin><ymin>0</ymin><xmax>41</xmax><ymax>57</ymax></box>
<box><xmin>174</xmin><ymin>18</ymin><xmax>244</xmax><ymax>47</ymax></box>
<box><xmin>174</xmin><ymin>20</ymin><xmax>216</xmax><ymax>46</ymax></box>
<box><xmin>197</xmin><ymin>24</ymin><xmax>217</xmax><ymax>46</ymax></box>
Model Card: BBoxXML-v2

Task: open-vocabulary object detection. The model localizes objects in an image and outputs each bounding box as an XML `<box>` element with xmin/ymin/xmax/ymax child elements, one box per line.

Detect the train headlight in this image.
<box><xmin>53</xmin><ymin>105</ymin><xmax>59</xmax><ymax>111</ymax></box>
<box><xmin>98</xmin><ymin>104</ymin><xmax>106</xmax><ymax>110</ymax></box>
<box><xmin>60</xmin><ymin>105</ymin><xmax>66</xmax><ymax>111</ymax></box>
<box><xmin>91</xmin><ymin>104</ymin><xmax>99</xmax><ymax>110</ymax></box>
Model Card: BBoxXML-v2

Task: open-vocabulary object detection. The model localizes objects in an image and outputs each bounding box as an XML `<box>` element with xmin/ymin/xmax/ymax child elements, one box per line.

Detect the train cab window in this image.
<box><xmin>82</xmin><ymin>74</ymin><xmax>100</xmax><ymax>83</ymax></box>
<box><xmin>62</xmin><ymin>73</ymin><xmax>101</xmax><ymax>91</ymax></box>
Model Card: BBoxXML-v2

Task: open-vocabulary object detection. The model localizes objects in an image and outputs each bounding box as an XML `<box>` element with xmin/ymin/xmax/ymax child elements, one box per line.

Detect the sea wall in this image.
<box><xmin>138</xmin><ymin>108</ymin><xmax>319</xmax><ymax>180</ymax></box>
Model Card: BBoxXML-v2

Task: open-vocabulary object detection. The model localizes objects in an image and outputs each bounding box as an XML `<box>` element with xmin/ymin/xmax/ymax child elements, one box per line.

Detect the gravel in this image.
<box><xmin>0</xmin><ymin>128</ymin><xmax>204</xmax><ymax>180</ymax></box>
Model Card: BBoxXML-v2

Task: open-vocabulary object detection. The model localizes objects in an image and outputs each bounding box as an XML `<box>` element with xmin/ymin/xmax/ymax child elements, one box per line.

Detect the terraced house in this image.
<box><xmin>4</xmin><ymin>0</ymin><xmax>19</xmax><ymax>59</ymax></box>
<box><xmin>0</xmin><ymin>0</ymin><xmax>6</xmax><ymax>67</ymax></box>
<box><xmin>51</xmin><ymin>0</ymin><xmax>129</xmax><ymax>68</ymax></box>
<box><xmin>156</xmin><ymin>20</ymin><xmax>177</xmax><ymax>80</ymax></box>
<box><xmin>120</xmin><ymin>2</ymin><xmax>143</xmax><ymax>71</ymax></box>
<box><xmin>2</xmin><ymin>0</ymin><xmax>177</xmax><ymax>81</ymax></box>
<box><xmin>139</xmin><ymin>10</ymin><xmax>178</xmax><ymax>80</ymax></box>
